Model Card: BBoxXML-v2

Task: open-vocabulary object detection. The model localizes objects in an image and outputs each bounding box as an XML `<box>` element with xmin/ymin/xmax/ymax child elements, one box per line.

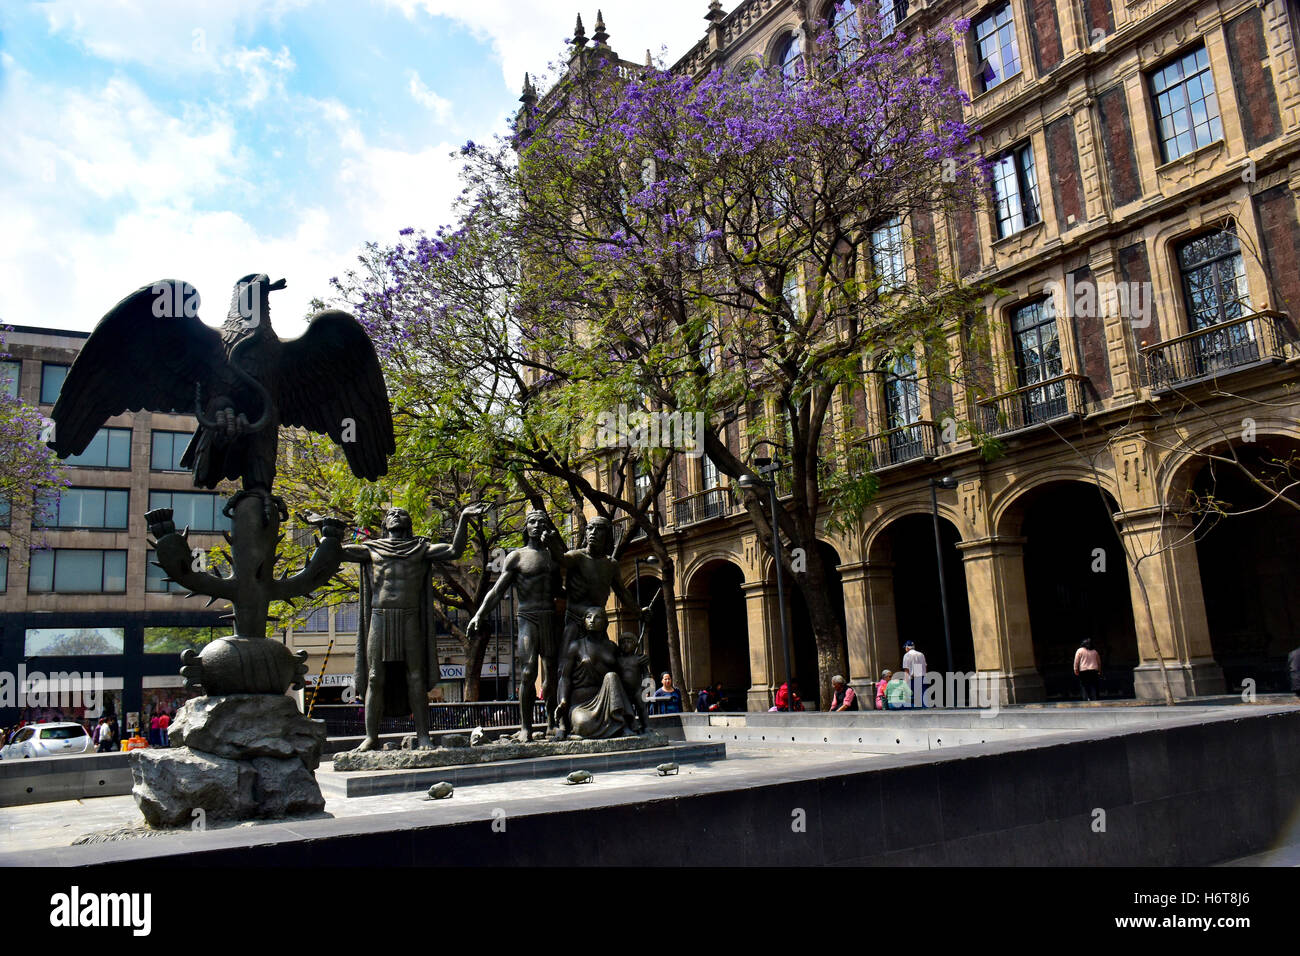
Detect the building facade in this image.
<box><xmin>0</xmin><ymin>326</ymin><xmax>515</xmax><ymax>723</ymax></box>
<box><xmin>0</xmin><ymin>325</ymin><xmax>229</xmax><ymax>730</ymax></box>
<box><xmin>596</xmin><ymin>0</ymin><xmax>1300</xmax><ymax>708</ymax></box>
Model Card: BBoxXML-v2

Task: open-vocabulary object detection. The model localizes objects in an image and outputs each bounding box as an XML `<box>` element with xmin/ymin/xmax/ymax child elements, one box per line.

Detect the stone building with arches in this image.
<box><xmin>569</xmin><ymin>0</ymin><xmax>1300</xmax><ymax>708</ymax></box>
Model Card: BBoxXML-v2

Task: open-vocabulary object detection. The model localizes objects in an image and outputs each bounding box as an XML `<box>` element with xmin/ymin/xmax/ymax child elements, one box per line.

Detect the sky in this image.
<box><xmin>0</xmin><ymin>0</ymin><xmax>710</xmax><ymax>336</ymax></box>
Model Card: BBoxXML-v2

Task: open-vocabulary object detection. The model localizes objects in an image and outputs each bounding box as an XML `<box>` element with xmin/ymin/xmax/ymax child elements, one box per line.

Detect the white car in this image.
<box><xmin>0</xmin><ymin>722</ymin><xmax>93</xmax><ymax>759</ymax></box>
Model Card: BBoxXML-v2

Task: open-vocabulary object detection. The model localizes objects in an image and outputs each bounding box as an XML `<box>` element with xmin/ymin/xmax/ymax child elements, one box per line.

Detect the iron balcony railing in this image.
<box><xmin>1141</xmin><ymin>310</ymin><xmax>1292</xmax><ymax>389</ymax></box>
<box><xmin>975</xmin><ymin>372</ymin><xmax>1089</xmax><ymax>436</ymax></box>
<box><xmin>852</xmin><ymin>420</ymin><xmax>940</xmax><ymax>471</ymax></box>
<box><xmin>673</xmin><ymin>487</ymin><xmax>734</xmax><ymax>526</ymax></box>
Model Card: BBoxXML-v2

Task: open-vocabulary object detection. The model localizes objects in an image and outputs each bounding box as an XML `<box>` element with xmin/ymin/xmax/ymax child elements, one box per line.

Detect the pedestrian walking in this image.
<box><xmin>1074</xmin><ymin>638</ymin><xmax>1102</xmax><ymax>701</ymax></box>
<box><xmin>158</xmin><ymin>710</ymin><xmax>172</xmax><ymax>747</ymax></box>
<box><xmin>97</xmin><ymin>718</ymin><xmax>116</xmax><ymax>753</ymax></box>
<box><xmin>902</xmin><ymin>641</ymin><xmax>927</xmax><ymax>708</ymax></box>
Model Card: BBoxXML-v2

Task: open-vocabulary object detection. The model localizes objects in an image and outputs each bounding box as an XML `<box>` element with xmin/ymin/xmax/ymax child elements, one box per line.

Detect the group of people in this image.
<box><xmin>91</xmin><ymin>715</ymin><xmax>121</xmax><ymax>752</ymax></box>
<box><xmin>145</xmin><ymin>708</ymin><xmax>174</xmax><ymax>747</ymax></box>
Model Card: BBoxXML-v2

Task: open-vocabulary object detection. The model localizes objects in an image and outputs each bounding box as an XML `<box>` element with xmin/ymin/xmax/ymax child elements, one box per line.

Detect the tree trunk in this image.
<box><xmin>792</xmin><ymin>542</ymin><xmax>848</xmax><ymax>709</ymax></box>
<box><xmin>462</xmin><ymin>628</ymin><xmax>491</xmax><ymax>702</ymax></box>
<box><xmin>658</xmin><ymin>558</ymin><xmax>685</xmax><ymax>701</ymax></box>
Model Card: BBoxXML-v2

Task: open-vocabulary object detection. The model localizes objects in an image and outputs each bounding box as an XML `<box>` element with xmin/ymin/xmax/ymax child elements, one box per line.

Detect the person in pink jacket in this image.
<box><xmin>875</xmin><ymin>669</ymin><xmax>892</xmax><ymax>710</ymax></box>
<box><xmin>1074</xmin><ymin>639</ymin><xmax>1102</xmax><ymax>700</ymax></box>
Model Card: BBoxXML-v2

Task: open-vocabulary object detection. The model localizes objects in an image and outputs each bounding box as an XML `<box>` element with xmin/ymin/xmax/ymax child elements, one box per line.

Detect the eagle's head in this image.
<box><xmin>227</xmin><ymin>274</ymin><xmax>287</xmax><ymax>331</ymax></box>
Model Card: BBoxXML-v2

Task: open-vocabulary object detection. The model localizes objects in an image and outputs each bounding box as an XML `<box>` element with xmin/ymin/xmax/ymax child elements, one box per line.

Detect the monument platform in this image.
<box><xmin>2</xmin><ymin>704</ymin><xmax>1295</xmax><ymax>866</ymax></box>
<box><xmin>327</xmin><ymin>740</ymin><xmax>724</xmax><ymax>797</ymax></box>
<box><xmin>333</xmin><ymin>730</ymin><xmax>678</xmax><ymax>771</ymax></box>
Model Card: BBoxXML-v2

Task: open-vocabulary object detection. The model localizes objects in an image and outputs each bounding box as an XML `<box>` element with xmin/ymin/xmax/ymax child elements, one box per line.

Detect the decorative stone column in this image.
<box><xmin>1116</xmin><ymin>508</ymin><xmax>1225</xmax><ymax>698</ymax></box>
<box><xmin>837</xmin><ymin>560</ymin><xmax>877</xmax><ymax>705</ymax></box>
<box><xmin>674</xmin><ymin>595</ymin><xmax>712</xmax><ymax>699</ymax></box>
<box><xmin>956</xmin><ymin>536</ymin><xmax>1045</xmax><ymax>704</ymax></box>
<box><xmin>741</xmin><ymin>580</ymin><xmax>780</xmax><ymax>711</ymax></box>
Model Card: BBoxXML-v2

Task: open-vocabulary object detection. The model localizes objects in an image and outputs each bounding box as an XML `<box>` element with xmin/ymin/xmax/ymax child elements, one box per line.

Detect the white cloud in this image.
<box><xmin>382</xmin><ymin>0</ymin><xmax>711</xmax><ymax>92</ymax></box>
<box><xmin>39</xmin><ymin>0</ymin><xmax>313</xmax><ymax>73</ymax></box>
<box><xmin>0</xmin><ymin>60</ymin><xmax>464</xmax><ymax>336</ymax></box>
<box><xmin>225</xmin><ymin>46</ymin><xmax>296</xmax><ymax>108</ymax></box>
<box><xmin>407</xmin><ymin>70</ymin><xmax>452</xmax><ymax>124</ymax></box>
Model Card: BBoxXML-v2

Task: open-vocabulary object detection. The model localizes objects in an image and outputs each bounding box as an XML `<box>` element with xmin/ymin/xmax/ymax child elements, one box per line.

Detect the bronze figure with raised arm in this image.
<box><xmin>343</xmin><ymin>503</ymin><xmax>489</xmax><ymax>751</ymax></box>
<box><xmin>467</xmin><ymin>510</ymin><xmax>563</xmax><ymax>743</ymax></box>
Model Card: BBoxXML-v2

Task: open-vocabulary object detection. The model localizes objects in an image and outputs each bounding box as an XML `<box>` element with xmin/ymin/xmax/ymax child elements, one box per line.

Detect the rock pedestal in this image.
<box><xmin>130</xmin><ymin>694</ymin><xmax>327</xmax><ymax>828</ymax></box>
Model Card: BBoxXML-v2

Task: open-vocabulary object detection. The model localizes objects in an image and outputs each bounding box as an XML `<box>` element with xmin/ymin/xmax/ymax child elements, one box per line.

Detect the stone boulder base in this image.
<box><xmin>171</xmin><ymin>694</ymin><xmax>326</xmax><ymax>770</ymax></box>
<box><xmin>131</xmin><ymin>693</ymin><xmax>327</xmax><ymax>828</ymax></box>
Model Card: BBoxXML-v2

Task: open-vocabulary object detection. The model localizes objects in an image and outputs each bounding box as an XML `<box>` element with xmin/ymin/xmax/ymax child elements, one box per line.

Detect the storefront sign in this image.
<box><xmin>439</xmin><ymin>663</ymin><xmax>511</xmax><ymax>679</ymax></box>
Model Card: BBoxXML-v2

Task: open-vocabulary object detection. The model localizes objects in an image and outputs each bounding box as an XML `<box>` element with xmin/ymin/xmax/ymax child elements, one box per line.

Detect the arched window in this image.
<box><xmin>829</xmin><ymin>2</ymin><xmax>860</xmax><ymax>56</ymax></box>
<box><xmin>1176</xmin><ymin>228</ymin><xmax>1255</xmax><ymax>374</ymax></box>
<box><xmin>774</xmin><ymin>31</ymin><xmax>804</xmax><ymax>85</ymax></box>
<box><xmin>882</xmin><ymin>353</ymin><xmax>924</xmax><ymax>461</ymax></box>
<box><xmin>782</xmin><ymin>270</ymin><xmax>805</xmax><ymax>322</ymax></box>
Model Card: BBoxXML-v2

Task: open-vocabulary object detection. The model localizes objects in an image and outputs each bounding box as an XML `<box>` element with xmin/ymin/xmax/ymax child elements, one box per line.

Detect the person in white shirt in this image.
<box><xmin>902</xmin><ymin>640</ymin><xmax>928</xmax><ymax>709</ymax></box>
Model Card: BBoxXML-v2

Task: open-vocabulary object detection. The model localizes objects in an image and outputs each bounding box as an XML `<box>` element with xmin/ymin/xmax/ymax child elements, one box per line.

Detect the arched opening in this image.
<box><xmin>686</xmin><ymin>560</ymin><xmax>749</xmax><ymax>710</ymax></box>
<box><xmin>772</xmin><ymin>30</ymin><xmax>804</xmax><ymax>85</ymax></box>
<box><xmin>877</xmin><ymin>513</ymin><xmax>975</xmax><ymax>675</ymax></box>
<box><xmin>1190</xmin><ymin>439</ymin><xmax>1300</xmax><ymax>691</ymax></box>
<box><xmin>1016</xmin><ymin>481</ymin><xmax>1138</xmax><ymax>700</ymax></box>
<box><xmin>783</xmin><ymin>542</ymin><xmax>847</xmax><ymax>709</ymax></box>
<box><xmin>630</xmin><ymin>574</ymin><xmax>669</xmax><ymax>687</ymax></box>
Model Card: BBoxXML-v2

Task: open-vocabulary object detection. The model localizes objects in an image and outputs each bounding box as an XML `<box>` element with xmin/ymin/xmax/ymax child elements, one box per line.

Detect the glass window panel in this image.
<box><xmin>104</xmin><ymin>490</ymin><xmax>128</xmax><ymax>528</ymax></box>
<box><xmin>149</xmin><ymin>490</ymin><xmax>228</xmax><ymax>532</ymax></box>
<box><xmin>28</xmin><ymin>550</ymin><xmax>54</xmax><ymax>591</ymax></box>
<box><xmin>335</xmin><ymin>603</ymin><xmax>360</xmax><ymax>633</ymax></box>
<box><xmin>62</xmin><ymin>427</ymin><xmax>131</xmax><ymax>468</ymax></box>
<box><xmin>871</xmin><ymin>217</ymin><xmax>907</xmax><ymax>291</ymax></box>
<box><xmin>103</xmin><ymin>551</ymin><xmax>126</xmax><ymax>591</ymax></box>
<box><xmin>24</xmin><ymin>627</ymin><xmax>125</xmax><ymax>656</ymax></box>
<box><xmin>146</xmin><ymin>549</ymin><xmax>185</xmax><ymax>593</ymax></box>
<box><xmin>106</xmin><ymin>428</ymin><xmax>131</xmax><ymax>468</ymax></box>
<box><xmin>1</xmin><ymin>360</ymin><xmax>20</xmax><ymax>399</ymax></box>
<box><xmin>54</xmin><ymin>549</ymin><xmax>102</xmax><ymax>591</ymax></box>
<box><xmin>974</xmin><ymin>3</ymin><xmax>1020</xmax><ymax>90</ymax></box>
<box><xmin>144</xmin><ymin>626</ymin><xmax>227</xmax><ymax>655</ymax></box>
<box><xmin>1150</xmin><ymin>46</ymin><xmax>1222</xmax><ymax>161</ymax></box>
<box><xmin>0</xmin><ymin>550</ymin><xmax>8</xmax><ymax>592</ymax></box>
<box><xmin>40</xmin><ymin>364</ymin><xmax>68</xmax><ymax>405</ymax></box>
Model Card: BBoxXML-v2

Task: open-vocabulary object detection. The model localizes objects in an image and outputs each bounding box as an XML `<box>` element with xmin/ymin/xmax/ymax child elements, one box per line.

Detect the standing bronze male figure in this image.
<box><xmin>468</xmin><ymin>511</ymin><xmax>563</xmax><ymax>743</ymax></box>
<box><xmin>548</xmin><ymin>516</ymin><xmax>652</xmax><ymax>737</ymax></box>
<box><xmin>345</xmin><ymin>504</ymin><xmax>487</xmax><ymax>751</ymax></box>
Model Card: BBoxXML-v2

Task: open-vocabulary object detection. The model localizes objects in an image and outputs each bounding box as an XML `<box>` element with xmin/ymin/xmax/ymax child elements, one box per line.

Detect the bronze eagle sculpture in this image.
<box><xmin>50</xmin><ymin>274</ymin><xmax>395</xmax><ymax>517</ymax></box>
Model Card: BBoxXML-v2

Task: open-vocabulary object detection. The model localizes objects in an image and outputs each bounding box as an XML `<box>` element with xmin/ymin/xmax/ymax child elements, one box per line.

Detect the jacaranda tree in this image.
<box><xmin>335</xmin><ymin>6</ymin><xmax>993</xmax><ymax>705</ymax></box>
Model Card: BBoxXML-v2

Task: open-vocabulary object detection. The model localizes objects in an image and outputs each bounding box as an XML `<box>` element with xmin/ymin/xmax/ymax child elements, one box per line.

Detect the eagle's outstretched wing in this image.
<box><xmin>278</xmin><ymin>310</ymin><xmax>394</xmax><ymax>480</ymax></box>
<box><xmin>50</xmin><ymin>280</ymin><xmax>228</xmax><ymax>457</ymax></box>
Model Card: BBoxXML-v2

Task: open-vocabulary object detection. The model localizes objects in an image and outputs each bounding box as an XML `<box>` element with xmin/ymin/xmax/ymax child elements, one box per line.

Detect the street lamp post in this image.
<box><xmin>740</xmin><ymin>459</ymin><xmax>795</xmax><ymax>714</ymax></box>
<box><xmin>634</xmin><ymin>553</ymin><xmax>661</xmax><ymax>706</ymax></box>
<box><xmin>930</xmin><ymin>474</ymin><xmax>959</xmax><ymax>701</ymax></box>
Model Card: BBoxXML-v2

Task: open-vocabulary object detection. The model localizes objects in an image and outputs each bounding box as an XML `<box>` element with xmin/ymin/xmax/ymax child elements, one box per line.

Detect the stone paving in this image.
<box><xmin>0</xmin><ymin>744</ymin><xmax>881</xmax><ymax>858</ymax></box>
